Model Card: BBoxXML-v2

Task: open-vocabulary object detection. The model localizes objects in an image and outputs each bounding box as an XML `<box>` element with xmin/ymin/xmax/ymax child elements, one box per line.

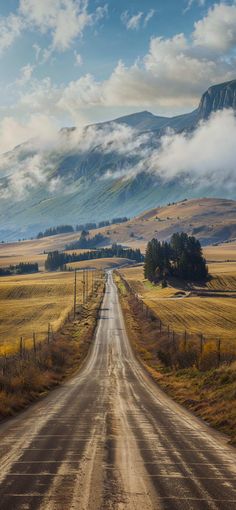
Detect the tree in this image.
<box><xmin>144</xmin><ymin>233</ymin><xmax>208</xmax><ymax>283</ymax></box>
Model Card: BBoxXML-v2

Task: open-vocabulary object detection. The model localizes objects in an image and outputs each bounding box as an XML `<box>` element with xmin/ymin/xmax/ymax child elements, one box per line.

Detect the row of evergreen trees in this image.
<box><xmin>45</xmin><ymin>244</ymin><xmax>143</xmax><ymax>271</ymax></box>
<box><xmin>37</xmin><ymin>217</ymin><xmax>129</xmax><ymax>239</ymax></box>
<box><xmin>144</xmin><ymin>233</ymin><xmax>208</xmax><ymax>283</ymax></box>
<box><xmin>65</xmin><ymin>231</ymin><xmax>107</xmax><ymax>250</ymax></box>
<box><xmin>0</xmin><ymin>262</ymin><xmax>39</xmax><ymax>277</ymax></box>
<box><xmin>37</xmin><ymin>225</ymin><xmax>74</xmax><ymax>238</ymax></box>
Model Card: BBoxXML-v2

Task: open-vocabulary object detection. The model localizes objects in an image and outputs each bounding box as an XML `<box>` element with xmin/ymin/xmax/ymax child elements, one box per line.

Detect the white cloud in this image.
<box><xmin>193</xmin><ymin>3</ymin><xmax>236</xmax><ymax>52</ymax></box>
<box><xmin>121</xmin><ymin>11</ymin><xmax>144</xmax><ymax>30</ymax></box>
<box><xmin>184</xmin><ymin>0</ymin><xmax>205</xmax><ymax>14</ymax></box>
<box><xmin>74</xmin><ymin>50</ymin><xmax>83</xmax><ymax>66</ymax></box>
<box><xmin>150</xmin><ymin>109</ymin><xmax>236</xmax><ymax>189</ymax></box>
<box><xmin>0</xmin><ymin>114</ymin><xmax>58</xmax><ymax>154</ymax></box>
<box><xmin>144</xmin><ymin>9</ymin><xmax>155</xmax><ymax>27</ymax></box>
<box><xmin>1</xmin><ymin>109</ymin><xmax>236</xmax><ymax>200</ymax></box>
<box><xmin>0</xmin><ymin>153</ymin><xmax>51</xmax><ymax>200</ymax></box>
<box><xmin>19</xmin><ymin>0</ymin><xmax>107</xmax><ymax>51</ymax></box>
<box><xmin>0</xmin><ymin>14</ymin><xmax>23</xmax><ymax>54</ymax></box>
<box><xmin>32</xmin><ymin>43</ymin><xmax>41</xmax><ymax>61</ymax></box>
<box><xmin>0</xmin><ymin>0</ymin><xmax>107</xmax><ymax>57</ymax></box>
<box><xmin>121</xmin><ymin>9</ymin><xmax>154</xmax><ymax>30</ymax></box>
<box><xmin>98</xmin><ymin>109</ymin><xmax>236</xmax><ymax>191</ymax></box>
<box><xmin>16</xmin><ymin>63</ymin><xmax>35</xmax><ymax>86</ymax></box>
<box><xmin>1</xmin><ymin>1</ymin><xmax>236</xmax><ymax>138</ymax></box>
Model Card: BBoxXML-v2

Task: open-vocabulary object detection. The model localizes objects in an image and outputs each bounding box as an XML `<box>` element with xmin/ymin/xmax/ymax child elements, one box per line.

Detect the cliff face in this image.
<box><xmin>197</xmin><ymin>80</ymin><xmax>236</xmax><ymax>119</ymax></box>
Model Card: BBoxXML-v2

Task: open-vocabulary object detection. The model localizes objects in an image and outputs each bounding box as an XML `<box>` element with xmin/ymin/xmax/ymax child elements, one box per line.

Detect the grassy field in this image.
<box><xmin>115</xmin><ymin>273</ymin><xmax>236</xmax><ymax>443</ymax></box>
<box><xmin>119</xmin><ymin>265</ymin><xmax>236</xmax><ymax>341</ymax></box>
<box><xmin>1</xmin><ymin>199</ymin><xmax>236</xmax><ymax>271</ymax></box>
<box><xmin>204</xmin><ymin>242</ymin><xmax>236</xmax><ymax>262</ymax></box>
<box><xmin>0</xmin><ymin>236</ymin><xmax>89</xmax><ymax>270</ymax></box>
<box><xmin>205</xmin><ymin>262</ymin><xmax>236</xmax><ymax>291</ymax></box>
<box><xmin>66</xmin><ymin>257</ymin><xmax>133</xmax><ymax>271</ymax></box>
<box><xmin>0</xmin><ymin>270</ymin><xmax>96</xmax><ymax>356</ymax></box>
<box><xmin>0</xmin><ymin>277</ymin><xmax>105</xmax><ymax>418</ymax></box>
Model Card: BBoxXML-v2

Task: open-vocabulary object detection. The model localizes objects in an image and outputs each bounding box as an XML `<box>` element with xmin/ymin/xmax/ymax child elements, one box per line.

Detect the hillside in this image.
<box><xmin>95</xmin><ymin>197</ymin><xmax>236</xmax><ymax>249</ymax></box>
<box><xmin>0</xmin><ymin>198</ymin><xmax>235</xmax><ymax>269</ymax></box>
<box><xmin>0</xmin><ymin>79</ymin><xmax>236</xmax><ymax>240</ymax></box>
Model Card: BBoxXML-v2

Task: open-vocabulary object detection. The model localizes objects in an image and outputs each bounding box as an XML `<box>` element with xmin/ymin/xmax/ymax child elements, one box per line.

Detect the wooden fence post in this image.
<box><xmin>217</xmin><ymin>338</ymin><xmax>221</xmax><ymax>367</ymax></box>
<box><xmin>200</xmin><ymin>333</ymin><xmax>203</xmax><ymax>364</ymax></box>
<box><xmin>172</xmin><ymin>330</ymin><xmax>175</xmax><ymax>350</ymax></box>
<box><xmin>184</xmin><ymin>330</ymin><xmax>187</xmax><ymax>351</ymax></box>
<box><xmin>19</xmin><ymin>336</ymin><xmax>23</xmax><ymax>358</ymax></box>
<box><xmin>33</xmin><ymin>332</ymin><xmax>36</xmax><ymax>356</ymax></box>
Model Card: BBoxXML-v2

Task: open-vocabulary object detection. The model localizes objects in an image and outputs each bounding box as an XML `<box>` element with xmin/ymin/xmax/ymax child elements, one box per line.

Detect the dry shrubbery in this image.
<box><xmin>116</xmin><ymin>274</ymin><xmax>236</xmax><ymax>444</ymax></box>
<box><xmin>0</xmin><ymin>282</ymin><xmax>104</xmax><ymax>418</ymax></box>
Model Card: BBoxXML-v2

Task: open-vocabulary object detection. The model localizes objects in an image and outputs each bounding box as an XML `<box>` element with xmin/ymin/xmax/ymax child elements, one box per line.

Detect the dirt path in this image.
<box><xmin>0</xmin><ymin>272</ymin><xmax>235</xmax><ymax>509</ymax></box>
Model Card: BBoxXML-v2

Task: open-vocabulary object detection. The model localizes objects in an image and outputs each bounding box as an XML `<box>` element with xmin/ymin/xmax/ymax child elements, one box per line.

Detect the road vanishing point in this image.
<box><xmin>0</xmin><ymin>272</ymin><xmax>235</xmax><ymax>509</ymax></box>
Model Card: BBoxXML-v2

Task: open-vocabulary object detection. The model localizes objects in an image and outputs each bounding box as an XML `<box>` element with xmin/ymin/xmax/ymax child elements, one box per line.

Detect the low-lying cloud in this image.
<box><xmin>0</xmin><ymin>108</ymin><xmax>236</xmax><ymax>201</ymax></box>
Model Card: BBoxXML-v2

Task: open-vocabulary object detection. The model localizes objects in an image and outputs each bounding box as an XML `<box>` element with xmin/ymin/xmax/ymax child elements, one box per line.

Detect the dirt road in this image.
<box><xmin>0</xmin><ymin>272</ymin><xmax>235</xmax><ymax>509</ymax></box>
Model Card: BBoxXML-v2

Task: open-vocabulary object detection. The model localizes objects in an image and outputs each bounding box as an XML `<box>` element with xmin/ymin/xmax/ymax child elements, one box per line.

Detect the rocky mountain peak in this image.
<box><xmin>197</xmin><ymin>79</ymin><xmax>236</xmax><ymax>120</ymax></box>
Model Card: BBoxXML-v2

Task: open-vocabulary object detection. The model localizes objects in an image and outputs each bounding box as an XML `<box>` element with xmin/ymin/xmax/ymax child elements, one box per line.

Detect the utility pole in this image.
<box><xmin>83</xmin><ymin>269</ymin><xmax>85</xmax><ymax>304</ymax></box>
<box><xmin>86</xmin><ymin>269</ymin><xmax>89</xmax><ymax>301</ymax></box>
<box><xmin>73</xmin><ymin>269</ymin><xmax>77</xmax><ymax>319</ymax></box>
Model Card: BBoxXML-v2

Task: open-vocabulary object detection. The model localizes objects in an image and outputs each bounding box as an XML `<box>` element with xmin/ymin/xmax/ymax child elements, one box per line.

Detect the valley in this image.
<box><xmin>0</xmin><ymin>197</ymin><xmax>236</xmax><ymax>271</ymax></box>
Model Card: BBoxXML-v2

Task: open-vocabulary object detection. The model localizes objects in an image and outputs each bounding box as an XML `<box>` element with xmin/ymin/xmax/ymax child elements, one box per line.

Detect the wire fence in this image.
<box><xmin>117</xmin><ymin>272</ymin><xmax>236</xmax><ymax>370</ymax></box>
<box><xmin>0</xmin><ymin>273</ymin><xmax>104</xmax><ymax>378</ymax></box>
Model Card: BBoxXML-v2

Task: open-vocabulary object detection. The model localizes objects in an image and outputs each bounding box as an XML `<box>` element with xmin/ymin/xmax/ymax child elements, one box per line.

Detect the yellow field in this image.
<box><xmin>1</xmin><ymin>199</ymin><xmax>235</xmax><ymax>271</ymax></box>
<box><xmin>0</xmin><ymin>236</ymin><xmax>89</xmax><ymax>270</ymax></box>
<box><xmin>67</xmin><ymin>257</ymin><xmax>133</xmax><ymax>271</ymax></box>
<box><xmin>204</xmin><ymin>242</ymin><xmax>236</xmax><ymax>262</ymax></box>
<box><xmin>119</xmin><ymin>265</ymin><xmax>236</xmax><ymax>340</ymax></box>
<box><xmin>206</xmin><ymin>262</ymin><xmax>236</xmax><ymax>291</ymax></box>
<box><xmin>0</xmin><ymin>270</ymin><xmax>95</xmax><ymax>355</ymax></box>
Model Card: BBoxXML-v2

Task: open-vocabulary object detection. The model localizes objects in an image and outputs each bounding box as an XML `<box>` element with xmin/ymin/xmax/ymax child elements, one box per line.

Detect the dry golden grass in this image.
<box><xmin>0</xmin><ymin>236</ymin><xmax>89</xmax><ymax>269</ymax></box>
<box><xmin>0</xmin><ymin>279</ymin><xmax>105</xmax><ymax>418</ymax></box>
<box><xmin>206</xmin><ymin>262</ymin><xmax>236</xmax><ymax>291</ymax></box>
<box><xmin>0</xmin><ymin>270</ymin><xmax>95</xmax><ymax>356</ymax></box>
<box><xmin>66</xmin><ymin>257</ymin><xmax>133</xmax><ymax>271</ymax></box>
<box><xmin>1</xmin><ymin>198</ymin><xmax>235</xmax><ymax>269</ymax></box>
<box><xmin>204</xmin><ymin>242</ymin><xmax>236</xmax><ymax>262</ymax></box>
<box><xmin>116</xmin><ymin>274</ymin><xmax>236</xmax><ymax>443</ymax></box>
<box><xmin>119</xmin><ymin>265</ymin><xmax>236</xmax><ymax>341</ymax></box>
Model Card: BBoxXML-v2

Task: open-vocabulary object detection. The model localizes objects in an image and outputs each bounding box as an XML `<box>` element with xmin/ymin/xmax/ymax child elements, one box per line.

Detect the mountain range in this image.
<box><xmin>0</xmin><ymin>79</ymin><xmax>236</xmax><ymax>240</ymax></box>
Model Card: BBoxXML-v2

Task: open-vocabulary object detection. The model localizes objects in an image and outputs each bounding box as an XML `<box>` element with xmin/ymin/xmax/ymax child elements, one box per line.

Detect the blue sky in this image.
<box><xmin>0</xmin><ymin>0</ymin><xmax>236</xmax><ymax>152</ymax></box>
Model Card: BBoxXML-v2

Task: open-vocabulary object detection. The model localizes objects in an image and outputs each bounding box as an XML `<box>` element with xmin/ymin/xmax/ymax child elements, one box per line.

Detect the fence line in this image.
<box><xmin>117</xmin><ymin>271</ymin><xmax>236</xmax><ymax>370</ymax></box>
<box><xmin>0</xmin><ymin>272</ymin><xmax>104</xmax><ymax>376</ymax></box>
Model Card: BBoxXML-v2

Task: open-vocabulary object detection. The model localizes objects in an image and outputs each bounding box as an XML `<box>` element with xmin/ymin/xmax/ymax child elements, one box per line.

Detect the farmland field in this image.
<box><xmin>0</xmin><ymin>236</ymin><xmax>90</xmax><ymax>270</ymax></box>
<box><xmin>66</xmin><ymin>257</ymin><xmax>134</xmax><ymax>271</ymax></box>
<box><xmin>119</xmin><ymin>264</ymin><xmax>236</xmax><ymax>341</ymax></box>
<box><xmin>0</xmin><ymin>270</ymin><xmax>95</xmax><ymax>356</ymax></box>
<box><xmin>203</xmin><ymin>241</ymin><xmax>236</xmax><ymax>262</ymax></box>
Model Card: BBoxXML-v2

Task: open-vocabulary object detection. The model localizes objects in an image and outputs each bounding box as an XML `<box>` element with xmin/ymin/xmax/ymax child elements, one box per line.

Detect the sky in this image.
<box><xmin>0</xmin><ymin>0</ymin><xmax>236</xmax><ymax>152</ymax></box>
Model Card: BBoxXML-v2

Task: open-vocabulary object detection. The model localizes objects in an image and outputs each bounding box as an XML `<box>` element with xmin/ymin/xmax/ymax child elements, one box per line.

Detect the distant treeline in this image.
<box><xmin>45</xmin><ymin>244</ymin><xmax>143</xmax><ymax>271</ymax></box>
<box><xmin>37</xmin><ymin>225</ymin><xmax>74</xmax><ymax>238</ymax></box>
<box><xmin>75</xmin><ymin>217</ymin><xmax>129</xmax><ymax>231</ymax></box>
<box><xmin>65</xmin><ymin>232</ymin><xmax>107</xmax><ymax>251</ymax></box>
<box><xmin>36</xmin><ymin>217</ymin><xmax>129</xmax><ymax>239</ymax></box>
<box><xmin>0</xmin><ymin>262</ymin><xmax>39</xmax><ymax>277</ymax></box>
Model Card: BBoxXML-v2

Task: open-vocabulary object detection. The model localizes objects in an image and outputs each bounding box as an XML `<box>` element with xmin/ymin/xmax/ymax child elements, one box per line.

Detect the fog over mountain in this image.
<box><xmin>0</xmin><ymin>79</ymin><xmax>236</xmax><ymax>240</ymax></box>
